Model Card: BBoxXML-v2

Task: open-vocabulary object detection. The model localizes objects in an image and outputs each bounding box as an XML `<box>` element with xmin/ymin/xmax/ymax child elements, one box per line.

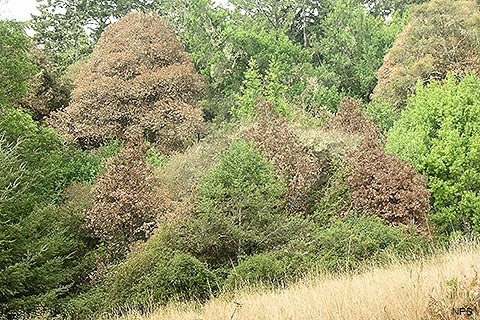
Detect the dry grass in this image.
<box><xmin>113</xmin><ymin>241</ymin><xmax>480</xmax><ymax>320</ymax></box>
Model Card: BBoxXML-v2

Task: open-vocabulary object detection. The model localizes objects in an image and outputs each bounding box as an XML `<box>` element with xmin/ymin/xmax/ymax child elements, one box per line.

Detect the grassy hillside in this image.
<box><xmin>114</xmin><ymin>241</ymin><xmax>480</xmax><ymax>320</ymax></box>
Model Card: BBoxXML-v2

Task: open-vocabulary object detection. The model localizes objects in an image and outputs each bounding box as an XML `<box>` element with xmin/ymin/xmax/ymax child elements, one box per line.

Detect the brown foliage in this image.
<box><xmin>20</xmin><ymin>50</ymin><xmax>70</xmax><ymax>120</ymax></box>
<box><xmin>86</xmin><ymin>144</ymin><xmax>171</xmax><ymax>249</ymax></box>
<box><xmin>51</xmin><ymin>13</ymin><xmax>206</xmax><ymax>152</ymax></box>
<box><xmin>330</xmin><ymin>98</ymin><xmax>430</xmax><ymax>230</ymax></box>
<box><xmin>371</xmin><ymin>0</ymin><xmax>480</xmax><ymax>108</ymax></box>
<box><xmin>247</xmin><ymin>102</ymin><xmax>323</xmax><ymax>213</ymax></box>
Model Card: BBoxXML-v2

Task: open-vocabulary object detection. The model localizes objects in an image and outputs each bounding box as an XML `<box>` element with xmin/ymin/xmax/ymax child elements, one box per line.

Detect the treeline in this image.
<box><xmin>0</xmin><ymin>0</ymin><xmax>479</xmax><ymax>319</ymax></box>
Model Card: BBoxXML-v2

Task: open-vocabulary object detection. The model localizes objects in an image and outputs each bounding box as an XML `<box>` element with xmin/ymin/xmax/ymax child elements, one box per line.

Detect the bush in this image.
<box><xmin>161</xmin><ymin>139</ymin><xmax>312</xmax><ymax>268</ymax></box>
<box><xmin>51</xmin><ymin>13</ymin><xmax>206</xmax><ymax>151</ymax></box>
<box><xmin>328</xmin><ymin>98</ymin><xmax>431</xmax><ymax>231</ymax></box>
<box><xmin>371</xmin><ymin>0</ymin><xmax>480</xmax><ymax>109</ymax></box>
<box><xmin>86</xmin><ymin>144</ymin><xmax>170</xmax><ymax>257</ymax></box>
<box><xmin>309</xmin><ymin>214</ymin><xmax>429</xmax><ymax>272</ymax></box>
<box><xmin>0</xmin><ymin>184</ymin><xmax>98</xmax><ymax>317</ymax></box>
<box><xmin>106</xmin><ymin>237</ymin><xmax>216</xmax><ymax>312</ymax></box>
<box><xmin>0</xmin><ymin>105</ymin><xmax>105</xmax><ymax>317</ymax></box>
<box><xmin>386</xmin><ymin>73</ymin><xmax>480</xmax><ymax>236</ymax></box>
<box><xmin>225</xmin><ymin>253</ymin><xmax>285</xmax><ymax>290</ymax></box>
<box><xmin>247</xmin><ymin>104</ymin><xmax>324</xmax><ymax>213</ymax></box>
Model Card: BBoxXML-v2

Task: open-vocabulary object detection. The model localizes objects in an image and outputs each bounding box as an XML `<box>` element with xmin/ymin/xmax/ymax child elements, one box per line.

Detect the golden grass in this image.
<box><xmin>115</xmin><ymin>242</ymin><xmax>480</xmax><ymax>320</ymax></box>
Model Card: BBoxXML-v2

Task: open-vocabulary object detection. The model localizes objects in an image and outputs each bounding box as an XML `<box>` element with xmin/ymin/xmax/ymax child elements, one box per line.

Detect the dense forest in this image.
<box><xmin>1</xmin><ymin>0</ymin><xmax>479</xmax><ymax>318</ymax></box>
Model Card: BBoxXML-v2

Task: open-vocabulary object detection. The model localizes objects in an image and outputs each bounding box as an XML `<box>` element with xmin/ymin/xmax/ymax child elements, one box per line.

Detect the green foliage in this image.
<box><xmin>0</xmin><ymin>21</ymin><xmax>36</xmax><ymax>104</ymax></box>
<box><xmin>196</xmin><ymin>139</ymin><xmax>285</xmax><ymax>221</ymax></box>
<box><xmin>0</xmin><ymin>105</ymin><xmax>105</xmax><ymax>316</ymax></box>
<box><xmin>106</xmin><ymin>237</ymin><xmax>216</xmax><ymax>311</ymax></box>
<box><xmin>314</xmin><ymin>0</ymin><xmax>403</xmax><ymax>102</ymax></box>
<box><xmin>166</xmin><ymin>139</ymin><xmax>289</xmax><ymax>266</ymax></box>
<box><xmin>386</xmin><ymin>74</ymin><xmax>480</xmax><ymax>236</ymax></box>
<box><xmin>233</xmin><ymin>58</ymin><xmax>290</xmax><ymax>120</ymax></box>
<box><xmin>0</xmin><ymin>185</ymin><xmax>97</xmax><ymax>317</ymax></box>
<box><xmin>225</xmin><ymin>253</ymin><xmax>285</xmax><ymax>289</ymax></box>
<box><xmin>365</xmin><ymin>100</ymin><xmax>399</xmax><ymax>132</ymax></box>
<box><xmin>309</xmin><ymin>214</ymin><xmax>428</xmax><ymax>272</ymax></box>
<box><xmin>232</xmin><ymin>58</ymin><xmax>262</xmax><ymax>120</ymax></box>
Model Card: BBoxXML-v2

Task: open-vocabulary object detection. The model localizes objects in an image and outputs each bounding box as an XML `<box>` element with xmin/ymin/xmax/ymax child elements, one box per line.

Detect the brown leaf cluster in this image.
<box><xmin>86</xmin><ymin>144</ymin><xmax>171</xmax><ymax>247</ymax></box>
<box><xmin>51</xmin><ymin>13</ymin><xmax>206</xmax><ymax>152</ymax></box>
<box><xmin>247</xmin><ymin>102</ymin><xmax>323</xmax><ymax>213</ymax></box>
<box><xmin>371</xmin><ymin>0</ymin><xmax>480</xmax><ymax>108</ymax></box>
<box><xmin>330</xmin><ymin>98</ymin><xmax>430</xmax><ymax>231</ymax></box>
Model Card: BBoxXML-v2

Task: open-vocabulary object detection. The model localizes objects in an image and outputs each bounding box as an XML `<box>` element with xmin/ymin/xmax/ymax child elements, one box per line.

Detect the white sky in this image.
<box><xmin>0</xmin><ymin>0</ymin><xmax>39</xmax><ymax>21</ymax></box>
<box><xmin>0</xmin><ymin>0</ymin><xmax>230</xmax><ymax>21</ymax></box>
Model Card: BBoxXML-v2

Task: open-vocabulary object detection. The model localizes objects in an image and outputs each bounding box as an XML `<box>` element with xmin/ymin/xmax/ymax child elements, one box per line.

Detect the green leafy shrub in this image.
<box><xmin>309</xmin><ymin>214</ymin><xmax>429</xmax><ymax>272</ymax></box>
<box><xmin>106</xmin><ymin>237</ymin><xmax>216</xmax><ymax>312</ymax></box>
<box><xmin>0</xmin><ymin>105</ymin><xmax>105</xmax><ymax>317</ymax></box>
<box><xmin>0</xmin><ymin>184</ymin><xmax>97</xmax><ymax>317</ymax></box>
<box><xmin>225</xmin><ymin>253</ymin><xmax>285</xmax><ymax>290</ymax></box>
<box><xmin>386</xmin><ymin>73</ymin><xmax>480</xmax><ymax>236</ymax></box>
<box><xmin>162</xmin><ymin>139</ymin><xmax>307</xmax><ymax>267</ymax></box>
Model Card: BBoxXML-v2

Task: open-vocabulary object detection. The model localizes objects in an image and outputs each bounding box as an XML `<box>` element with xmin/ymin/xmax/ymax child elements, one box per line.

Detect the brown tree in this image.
<box><xmin>51</xmin><ymin>13</ymin><xmax>206</xmax><ymax>152</ymax></box>
<box><xmin>329</xmin><ymin>98</ymin><xmax>431</xmax><ymax>232</ymax></box>
<box><xmin>247</xmin><ymin>103</ymin><xmax>323</xmax><ymax>213</ymax></box>
<box><xmin>86</xmin><ymin>144</ymin><xmax>170</xmax><ymax>252</ymax></box>
<box><xmin>371</xmin><ymin>0</ymin><xmax>480</xmax><ymax>109</ymax></box>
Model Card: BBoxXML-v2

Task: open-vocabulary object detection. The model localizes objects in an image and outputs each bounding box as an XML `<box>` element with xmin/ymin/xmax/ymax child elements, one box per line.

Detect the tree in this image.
<box><xmin>0</xmin><ymin>20</ymin><xmax>36</xmax><ymax>104</ymax></box>
<box><xmin>371</xmin><ymin>0</ymin><xmax>480</xmax><ymax>109</ymax></box>
<box><xmin>386</xmin><ymin>74</ymin><xmax>480</xmax><ymax>236</ymax></box>
<box><xmin>51</xmin><ymin>13</ymin><xmax>206</xmax><ymax>152</ymax></box>
<box><xmin>312</xmin><ymin>0</ymin><xmax>403</xmax><ymax>101</ymax></box>
<box><xmin>31</xmin><ymin>0</ymin><xmax>153</xmax><ymax>73</ymax></box>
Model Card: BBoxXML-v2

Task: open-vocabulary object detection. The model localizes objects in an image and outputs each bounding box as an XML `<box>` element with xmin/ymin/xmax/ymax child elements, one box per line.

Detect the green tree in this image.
<box><xmin>313</xmin><ymin>0</ymin><xmax>403</xmax><ymax>101</ymax></box>
<box><xmin>0</xmin><ymin>104</ymin><xmax>102</xmax><ymax>316</ymax></box>
<box><xmin>0</xmin><ymin>20</ymin><xmax>36</xmax><ymax>104</ymax></box>
<box><xmin>386</xmin><ymin>74</ymin><xmax>480</xmax><ymax>236</ymax></box>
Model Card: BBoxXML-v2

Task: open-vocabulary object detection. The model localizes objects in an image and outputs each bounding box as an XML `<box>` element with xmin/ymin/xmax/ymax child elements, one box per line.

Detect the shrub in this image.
<box><xmin>224</xmin><ymin>253</ymin><xmax>285</xmax><ymax>290</ymax></box>
<box><xmin>86</xmin><ymin>144</ymin><xmax>170</xmax><ymax>256</ymax></box>
<box><xmin>247</xmin><ymin>103</ymin><xmax>323</xmax><ymax>213</ymax></box>
<box><xmin>386</xmin><ymin>73</ymin><xmax>480</xmax><ymax>236</ymax></box>
<box><xmin>0</xmin><ymin>183</ymin><xmax>98</xmax><ymax>317</ymax></box>
<box><xmin>51</xmin><ymin>13</ymin><xmax>206</xmax><ymax>152</ymax></box>
<box><xmin>371</xmin><ymin>0</ymin><xmax>480</xmax><ymax>109</ymax></box>
<box><xmin>106</xmin><ymin>236</ymin><xmax>216</xmax><ymax>312</ymax></box>
<box><xmin>161</xmin><ymin>139</ymin><xmax>311</xmax><ymax>268</ymax></box>
<box><xmin>308</xmin><ymin>214</ymin><xmax>429</xmax><ymax>273</ymax></box>
<box><xmin>329</xmin><ymin>98</ymin><xmax>431</xmax><ymax>231</ymax></box>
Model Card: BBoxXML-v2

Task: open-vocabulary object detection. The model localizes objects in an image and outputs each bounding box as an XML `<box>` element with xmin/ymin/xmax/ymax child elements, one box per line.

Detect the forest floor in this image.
<box><xmin>110</xmin><ymin>241</ymin><xmax>480</xmax><ymax>320</ymax></box>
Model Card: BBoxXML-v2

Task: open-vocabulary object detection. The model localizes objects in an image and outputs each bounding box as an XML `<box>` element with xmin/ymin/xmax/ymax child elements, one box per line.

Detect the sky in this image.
<box><xmin>0</xmin><ymin>0</ymin><xmax>230</xmax><ymax>21</ymax></box>
<box><xmin>0</xmin><ymin>0</ymin><xmax>39</xmax><ymax>21</ymax></box>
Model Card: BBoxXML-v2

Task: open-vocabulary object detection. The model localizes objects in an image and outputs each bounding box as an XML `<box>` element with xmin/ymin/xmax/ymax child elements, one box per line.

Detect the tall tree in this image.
<box><xmin>30</xmin><ymin>0</ymin><xmax>153</xmax><ymax>73</ymax></box>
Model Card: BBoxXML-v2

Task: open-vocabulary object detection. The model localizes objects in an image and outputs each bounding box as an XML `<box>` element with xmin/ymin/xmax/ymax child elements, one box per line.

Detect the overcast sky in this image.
<box><xmin>0</xmin><ymin>0</ymin><xmax>39</xmax><ymax>21</ymax></box>
<box><xmin>0</xmin><ymin>0</ymin><xmax>230</xmax><ymax>21</ymax></box>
